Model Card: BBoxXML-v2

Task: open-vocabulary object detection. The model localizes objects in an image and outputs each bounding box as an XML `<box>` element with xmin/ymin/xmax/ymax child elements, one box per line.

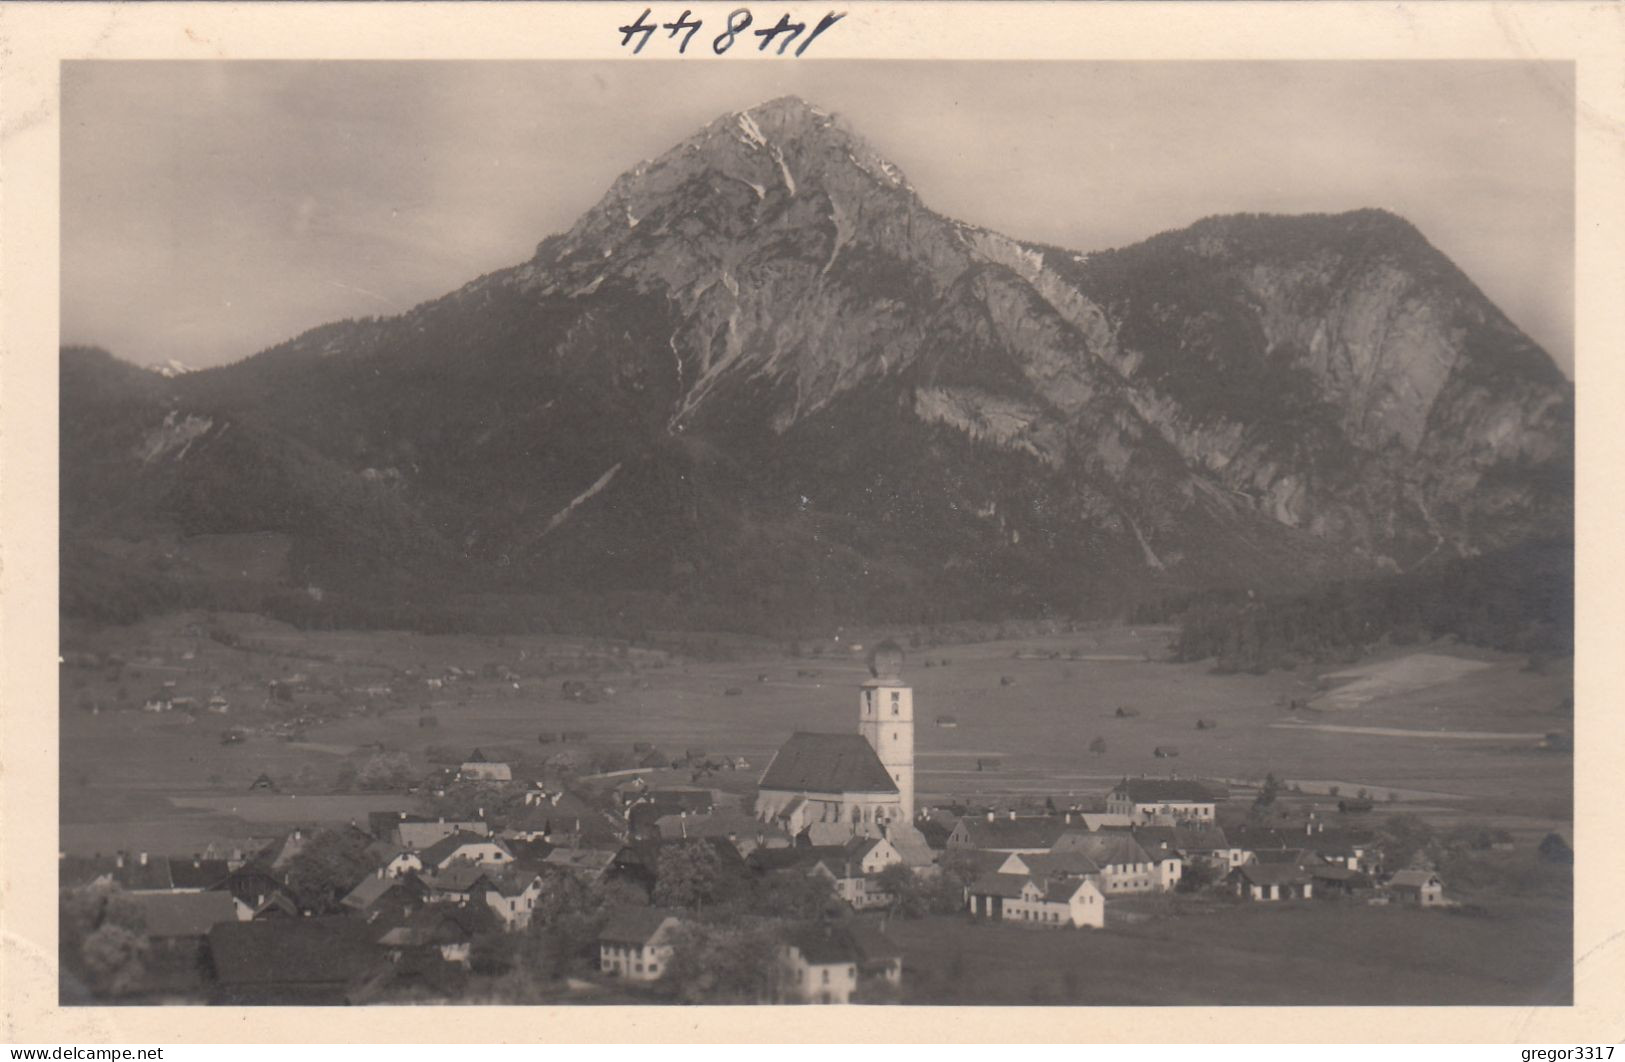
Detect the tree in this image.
<box><xmin>1254</xmin><ymin>773</ymin><xmax>1281</xmax><ymax>808</ymax></box>
<box><xmin>1089</xmin><ymin>736</ymin><xmax>1107</xmax><ymax>755</ymax></box>
<box><xmin>653</xmin><ymin>841</ymin><xmax>726</xmax><ymax>911</ymax></box>
<box><xmin>358</xmin><ymin>751</ymin><xmax>414</xmax><ymax>790</ymax></box>
<box><xmin>60</xmin><ymin>884</ymin><xmax>148</xmax><ymax>997</ymax></box>
<box><xmin>282</xmin><ymin>827</ymin><xmax>377</xmax><ymax>912</ymax></box>
<box><xmin>659</xmin><ymin>920</ymin><xmax>786</xmax><ymax>1003</ymax></box>
<box><xmin>80</xmin><ymin>924</ymin><xmax>148</xmax><ymax>997</ymax></box>
<box><xmin>873</xmin><ymin>864</ymin><xmax>923</xmax><ymax>919</ymax></box>
<box><xmin>748</xmin><ymin>871</ymin><xmax>834</xmax><ymax>921</ymax></box>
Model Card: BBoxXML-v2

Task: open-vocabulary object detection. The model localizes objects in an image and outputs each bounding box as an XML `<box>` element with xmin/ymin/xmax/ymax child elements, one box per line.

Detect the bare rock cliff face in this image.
<box><xmin>63</xmin><ymin>97</ymin><xmax>1573</xmax><ymax>624</ymax></box>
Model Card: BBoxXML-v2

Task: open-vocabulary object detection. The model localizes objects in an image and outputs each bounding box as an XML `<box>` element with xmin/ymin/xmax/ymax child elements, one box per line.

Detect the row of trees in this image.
<box><xmin>1171</xmin><ymin>540</ymin><xmax>1573</xmax><ymax>674</ymax></box>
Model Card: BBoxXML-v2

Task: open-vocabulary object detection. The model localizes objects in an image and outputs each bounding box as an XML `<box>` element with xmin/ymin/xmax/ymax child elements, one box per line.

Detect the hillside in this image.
<box><xmin>61</xmin><ymin>97</ymin><xmax>1573</xmax><ymax>637</ymax></box>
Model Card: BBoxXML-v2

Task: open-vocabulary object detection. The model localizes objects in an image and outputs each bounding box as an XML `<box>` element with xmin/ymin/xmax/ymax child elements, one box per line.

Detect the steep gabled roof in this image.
<box><xmin>125</xmin><ymin>890</ymin><xmax>240</xmax><ymax>938</ymax></box>
<box><xmin>1052</xmin><ymin>831</ymin><xmax>1151</xmax><ymax>868</ymax></box>
<box><xmin>419</xmin><ymin>831</ymin><xmax>507</xmax><ymax>869</ymax></box>
<box><xmin>1230</xmin><ymin>862</ymin><xmax>1312</xmax><ymax>886</ymax></box>
<box><xmin>599</xmin><ymin>907</ymin><xmax>680</xmax><ymax>946</ymax></box>
<box><xmin>1114</xmin><ymin>779</ymin><xmax>1221</xmax><ymax>803</ymax></box>
<box><xmin>208</xmin><ymin>917</ymin><xmax>380</xmax><ymax>986</ymax></box>
<box><xmin>957</xmin><ymin>817</ymin><xmax>1068</xmax><ymax>850</ymax></box>
<box><xmin>758</xmin><ymin>732</ymin><xmax>898</xmax><ymax>795</ymax></box>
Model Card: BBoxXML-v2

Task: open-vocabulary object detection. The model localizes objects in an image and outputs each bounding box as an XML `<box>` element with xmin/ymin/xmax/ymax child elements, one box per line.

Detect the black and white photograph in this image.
<box><xmin>27</xmin><ymin>24</ymin><xmax>1593</xmax><ymax>1021</ymax></box>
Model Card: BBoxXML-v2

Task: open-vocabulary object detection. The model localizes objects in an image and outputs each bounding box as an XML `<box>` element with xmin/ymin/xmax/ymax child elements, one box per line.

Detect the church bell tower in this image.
<box><xmin>858</xmin><ymin>640</ymin><xmax>914</xmax><ymax>822</ymax></box>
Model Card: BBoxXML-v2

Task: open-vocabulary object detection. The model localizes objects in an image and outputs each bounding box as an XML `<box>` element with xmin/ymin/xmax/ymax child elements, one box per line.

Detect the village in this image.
<box><xmin>57</xmin><ymin>636</ymin><xmax>1575</xmax><ymax>1005</ymax></box>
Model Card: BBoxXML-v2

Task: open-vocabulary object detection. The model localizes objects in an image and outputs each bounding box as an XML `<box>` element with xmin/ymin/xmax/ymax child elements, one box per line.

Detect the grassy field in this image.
<box><xmin>59</xmin><ymin>611</ymin><xmax>1572</xmax><ymax>855</ymax></box>
<box><xmin>880</xmin><ymin>892</ymin><xmax>1572</xmax><ymax>1005</ymax></box>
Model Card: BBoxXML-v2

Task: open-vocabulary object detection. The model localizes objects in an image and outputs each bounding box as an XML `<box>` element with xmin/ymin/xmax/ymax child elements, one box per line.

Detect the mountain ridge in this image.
<box><xmin>61</xmin><ymin>95</ymin><xmax>1573</xmax><ymax>635</ymax></box>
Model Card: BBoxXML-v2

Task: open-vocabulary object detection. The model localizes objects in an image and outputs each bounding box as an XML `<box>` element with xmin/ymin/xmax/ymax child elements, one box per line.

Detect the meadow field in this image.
<box><xmin>58</xmin><ymin>611</ymin><xmax>1572</xmax><ymax>855</ymax></box>
<box><xmin>880</xmin><ymin>888</ymin><xmax>1573</xmax><ymax>1005</ymax></box>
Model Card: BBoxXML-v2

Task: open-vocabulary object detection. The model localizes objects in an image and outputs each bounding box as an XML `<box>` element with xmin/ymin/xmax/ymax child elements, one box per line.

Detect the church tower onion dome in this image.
<box><xmin>868</xmin><ymin>639</ymin><xmax>904</xmax><ymax>681</ymax></box>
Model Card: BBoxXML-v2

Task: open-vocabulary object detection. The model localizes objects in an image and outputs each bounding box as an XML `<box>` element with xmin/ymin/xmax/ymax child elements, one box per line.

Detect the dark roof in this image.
<box><xmin>758</xmin><ymin>732</ymin><xmax>898</xmax><ymax>795</ymax></box>
<box><xmin>599</xmin><ymin>907</ymin><xmax>679</xmax><ymax>946</ymax></box>
<box><xmin>957</xmin><ymin>817</ymin><xmax>1068</xmax><ymax>850</ymax></box>
<box><xmin>1114</xmin><ymin>779</ymin><xmax>1220</xmax><ymax>803</ymax></box>
<box><xmin>1230</xmin><ymin>862</ymin><xmax>1312</xmax><ymax>886</ymax></box>
<box><xmin>1134</xmin><ymin>825</ymin><xmax>1231</xmax><ymax>854</ymax></box>
<box><xmin>967</xmin><ymin>872</ymin><xmax>1029</xmax><ymax>899</ymax></box>
<box><xmin>786</xmin><ymin>925</ymin><xmax>861</xmax><ymax>965</ymax></box>
<box><xmin>167</xmin><ymin>857</ymin><xmax>232</xmax><ymax>890</ymax></box>
<box><xmin>207</xmin><ymin>917</ymin><xmax>380</xmax><ymax>987</ymax></box>
<box><xmin>125</xmin><ymin>891</ymin><xmax>240</xmax><ymax>938</ymax></box>
<box><xmin>1053</xmin><ymin>831</ymin><xmax>1151</xmax><ymax>867</ymax></box>
<box><xmin>419</xmin><ymin>831</ymin><xmax>502</xmax><ymax>868</ymax></box>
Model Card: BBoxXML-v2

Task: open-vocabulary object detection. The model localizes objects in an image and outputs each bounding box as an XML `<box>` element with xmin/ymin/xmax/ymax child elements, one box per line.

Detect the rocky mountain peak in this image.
<box><xmin>63</xmin><ymin>99</ymin><xmax>1573</xmax><ymax>633</ymax></box>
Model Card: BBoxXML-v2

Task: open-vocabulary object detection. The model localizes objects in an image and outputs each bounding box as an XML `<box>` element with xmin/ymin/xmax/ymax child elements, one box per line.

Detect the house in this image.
<box><xmin>206</xmin><ymin>917</ymin><xmax>383</xmax><ymax>1004</ymax></box>
<box><xmin>1105</xmin><ymin>778</ymin><xmax>1220</xmax><ymax>824</ymax></box>
<box><xmin>501</xmin><ymin>789</ymin><xmax>621</xmax><ymax>847</ymax></box>
<box><xmin>374</xmin><ymin>901</ymin><xmax>499</xmax><ymax>965</ymax></box>
<box><xmin>417</xmin><ymin>831</ymin><xmax>513</xmax><ymax>872</ymax></box>
<box><xmin>966</xmin><ymin>869</ymin><xmax>1105</xmax><ymax>928</ymax></box>
<box><xmin>212</xmin><ymin>862</ymin><xmax>295</xmax><ymax>915</ymax></box>
<box><xmin>362</xmin><ymin>843</ymin><xmax>424</xmax><ymax>879</ymax></box>
<box><xmin>1051</xmin><ymin>832</ymin><xmax>1159</xmax><ymax>893</ymax></box>
<box><xmin>458</xmin><ymin>749</ymin><xmax>513</xmax><ymax>783</ymax></box>
<box><xmin>598</xmin><ymin>908</ymin><xmax>682</xmax><ymax>982</ymax></box>
<box><xmin>843</xmin><ymin>923</ymin><xmax>905</xmax><ymax>991</ymax></box>
<box><xmin>1310</xmin><ymin>864</ymin><xmax>1375</xmax><ymax>898</ymax></box>
<box><xmin>654</xmin><ymin>806</ymin><xmax>788</xmax><ymax>856</ymax></box>
<box><xmin>1127</xmin><ymin>828</ymin><xmax>1186</xmax><ymax>891</ymax></box>
<box><xmin>542</xmin><ymin>846</ymin><xmax>619</xmax><ymax>884</ymax></box>
<box><xmin>1387</xmin><ymin>869</ymin><xmax>1446</xmax><ymax>907</ymax></box>
<box><xmin>780</xmin><ymin>926</ymin><xmax>861</xmax><ymax>1004</ymax></box>
<box><xmin>1227</xmin><ymin>862</ymin><xmax>1314</xmax><ymax>901</ymax></box>
<box><xmin>610</xmin><ymin>838</ymin><xmax>752</xmax><ymax>898</ymax></box>
<box><xmin>341</xmin><ymin>868</ymin><xmax>430</xmax><ymax>916</ymax></box>
<box><xmin>479</xmin><ymin>869</ymin><xmax>546</xmax><ymax>930</ymax></box>
<box><xmin>946</xmin><ymin>814</ymin><xmax>1068</xmax><ymax>854</ymax></box>
<box><xmin>396</xmin><ymin>818</ymin><xmax>491</xmax><ymax>851</ymax></box>
<box><xmin>126</xmin><ymin>889</ymin><xmax>245</xmax><ymax>990</ymax></box>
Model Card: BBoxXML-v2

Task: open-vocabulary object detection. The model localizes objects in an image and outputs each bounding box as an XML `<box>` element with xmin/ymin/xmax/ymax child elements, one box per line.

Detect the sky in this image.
<box><xmin>61</xmin><ymin>61</ymin><xmax>1575</xmax><ymax>375</ymax></box>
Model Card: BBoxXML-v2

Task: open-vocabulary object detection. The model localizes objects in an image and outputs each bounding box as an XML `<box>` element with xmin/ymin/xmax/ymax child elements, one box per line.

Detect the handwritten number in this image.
<box><xmin>625</xmin><ymin>9</ymin><xmax>839</xmax><ymax>56</ymax></box>
<box><xmin>713</xmin><ymin>8</ymin><xmax>753</xmax><ymax>54</ymax></box>
<box><xmin>754</xmin><ymin>13</ymin><xmax>805</xmax><ymax>54</ymax></box>
<box><xmin>795</xmin><ymin>10</ymin><xmax>844</xmax><ymax>56</ymax></box>
<box><xmin>618</xmin><ymin>7</ymin><xmax>658</xmax><ymax>53</ymax></box>
<box><xmin>662</xmin><ymin>9</ymin><xmax>703</xmax><ymax>53</ymax></box>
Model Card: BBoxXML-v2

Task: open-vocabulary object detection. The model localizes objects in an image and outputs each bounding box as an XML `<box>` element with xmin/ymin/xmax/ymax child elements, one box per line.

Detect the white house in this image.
<box><xmin>1387</xmin><ymin>869</ymin><xmax>1446</xmax><ymax>907</ymax></box>
<box><xmin>418</xmin><ymin>831</ymin><xmax>513</xmax><ymax>871</ymax></box>
<box><xmin>780</xmin><ymin>930</ymin><xmax>861</xmax><ymax>1004</ymax></box>
<box><xmin>966</xmin><ymin>872</ymin><xmax>1105</xmax><ymax>928</ymax></box>
<box><xmin>598</xmin><ymin>908</ymin><xmax>681</xmax><ymax>982</ymax></box>
<box><xmin>1106</xmin><ymin>778</ymin><xmax>1220</xmax><ymax>825</ymax></box>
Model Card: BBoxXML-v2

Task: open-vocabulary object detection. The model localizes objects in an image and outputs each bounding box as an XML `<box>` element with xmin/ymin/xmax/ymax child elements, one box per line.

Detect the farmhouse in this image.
<box><xmin>755</xmin><ymin>642</ymin><xmax>914</xmax><ymax>833</ymax></box>
<box><xmin>458</xmin><ymin>749</ymin><xmax>513</xmax><ymax>783</ymax></box>
<box><xmin>417</xmin><ymin>831</ymin><xmax>513</xmax><ymax>871</ymax></box>
<box><xmin>780</xmin><ymin>926</ymin><xmax>861</xmax><ymax>1004</ymax></box>
<box><xmin>947</xmin><ymin>814</ymin><xmax>1069</xmax><ymax>854</ymax></box>
<box><xmin>965</xmin><ymin>871</ymin><xmax>1105</xmax><ymax>928</ymax></box>
<box><xmin>1387</xmin><ymin>869</ymin><xmax>1446</xmax><ymax>907</ymax></box>
<box><xmin>207</xmin><ymin>917</ymin><xmax>382</xmax><ymax>1004</ymax></box>
<box><xmin>1227</xmin><ymin>862</ymin><xmax>1314</xmax><ymax>901</ymax></box>
<box><xmin>1105</xmin><ymin>778</ymin><xmax>1220</xmax><ymax>825</ymax></box>
<box><xmin>598</xmin><ymin>908</ymin><xmax>682</xmax><ymax>982</ymax></box>
<box><xmin>1051</xmin><ymin>832</ymin><xmax>1160</xmax><ymax>893</ymax></box>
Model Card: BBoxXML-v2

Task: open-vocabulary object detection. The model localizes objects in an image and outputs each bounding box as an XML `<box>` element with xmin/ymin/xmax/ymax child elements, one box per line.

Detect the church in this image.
<box><xmin>754</xmin><ymin>640</ymin><xmax>916</xmax><ymax>837</ymax></box>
